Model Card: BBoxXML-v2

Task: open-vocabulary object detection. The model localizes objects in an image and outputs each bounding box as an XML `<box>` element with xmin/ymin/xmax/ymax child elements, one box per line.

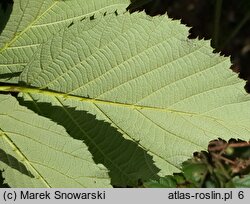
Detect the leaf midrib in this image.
<box><xmin>0</xmin><ymin>85</ymin><xmax>227</xmax><ymax>119</ymax></box>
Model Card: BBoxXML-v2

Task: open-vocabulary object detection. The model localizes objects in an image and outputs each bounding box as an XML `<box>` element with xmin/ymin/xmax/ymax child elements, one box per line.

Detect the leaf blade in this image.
<box><xmin>0</xmin><ymin>94</ymin><xmax>111</xmax><ymax>187</ymax></box>
<box><xmin>1</xmin><ymin>11</ymin><xmax>250</xmax><ymax>187</ymax></box>
<box><xmin>0</xmin><ymin>0</ymin><xmax>129</xmax><ymax>82</ymax></box>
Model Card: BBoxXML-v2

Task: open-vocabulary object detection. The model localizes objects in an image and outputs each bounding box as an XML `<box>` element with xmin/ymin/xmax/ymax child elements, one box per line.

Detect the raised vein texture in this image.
<box><xmin>1</xmin><ymin>11</ymin><xmax>250</xmax><ymax>187</ymax></box>
<box><xmin>17</xmin><ymin>92</ymin><xmax>161</xmax><ymax>186</ymax></box>
<box><xmin>0</xmin><ymin>94</ymin><xmax>110</xmax><ymax>187</ymax></box>
<box><xmin>17</xmin><ymin>12</ymin><xmax>250</xmax><ymax>179</ymax></box>
<box><xmin>0</xmin><ymin>0</ymin><xmax>129</xmax><ymax>82</ymax></box>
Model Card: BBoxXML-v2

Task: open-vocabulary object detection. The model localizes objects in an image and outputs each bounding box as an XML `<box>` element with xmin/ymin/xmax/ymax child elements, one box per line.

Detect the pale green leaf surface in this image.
<box><xmin>18</xmin><ymin>12</ymin><xmax>250</xmax><ymax>179</ymax></box>
<box><xmin>18</xmin><ymin>92</ymin><xmax>160</xmax><ymax>186</ymax></box>
<box><xmin>1</xmin><ymin>12</ymin><xmax>250</xmax><ymax>187</ymax></box>
<box><xmin>0</xmin><ymin>94</ymin><xmax>110</xmax><ymax>187</ymax></box>
<box><xmin>0</xmin><ymin>0</ymin><xmax>129</xmax><ymax>82</ymax></box>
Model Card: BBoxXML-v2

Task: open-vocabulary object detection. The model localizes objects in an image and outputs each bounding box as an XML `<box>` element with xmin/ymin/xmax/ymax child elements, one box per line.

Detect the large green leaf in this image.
<box><xmin>0</xmin><ymin>94</ymin><xmax>110</xmax><ymax>187</ymax></box>
<box><xmin>17</xmin><ymin>93</ymin><xmax>160</xmax><ymax>186</ymax></box>
<box><xmin>0</xmin><ymin>0</ymin><xmax>129</xmax><ymax>82</ymax></box>
<box><xmin>1</xmin><ymin>11</ymin><xmax>250</xmax><ymax>187</ymax></box>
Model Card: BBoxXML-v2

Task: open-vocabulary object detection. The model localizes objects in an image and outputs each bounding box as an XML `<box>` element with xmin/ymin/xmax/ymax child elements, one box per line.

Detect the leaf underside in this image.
<box><xmin>0</xmin><ymin>1</ymin><xmax>250</xmax><ymax>187</ymax></box>
<box><xmin>0</xmin><ymin>0</ymin><xmax>129</xmax><ymax>83</ymax></box>
<box><xmin>0</xmin><ymin>94</ymin><xmax>110</xmax><ymax>187</ymax></box>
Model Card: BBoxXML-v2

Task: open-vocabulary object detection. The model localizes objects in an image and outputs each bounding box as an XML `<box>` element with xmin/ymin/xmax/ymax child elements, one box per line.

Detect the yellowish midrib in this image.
<box><xmin>0</xmin><ymin>85</ymin><xmax>199</xmax><ymax>116</ymax></box>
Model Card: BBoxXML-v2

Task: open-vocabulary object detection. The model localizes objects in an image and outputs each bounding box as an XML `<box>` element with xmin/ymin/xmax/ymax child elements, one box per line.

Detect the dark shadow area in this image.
<box><xmin>18</xmin><ymin>98</ymin><xmax>160</xmax><ymax>187</ymax></box>
<box><xmin>0</xmin><ymin>72</ymin><xmax>22</xmax><ymax>80</ymax></box>
<box><xmin>0</xmin><ymin>169</ymin><xmax>9</xmax><ymax>188</ymax></box>
<box><xmin>0</xmin><ymin>73</ymin><xmax>22</xmax><ymax>96</ymax></box>
<box><xmin>128</xmin><ymin>0</ymin><xmax>250</xmax><ymax>93</ymax></box>
<box><xmin>0</xmin><ymin>0</ymin><xmax>13</xmax><ymax>35</ymax></box>
<box><xmin>0</xmin><ymin>148</ymin><xmax>35</xmax><ymax>179</ymax></box>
